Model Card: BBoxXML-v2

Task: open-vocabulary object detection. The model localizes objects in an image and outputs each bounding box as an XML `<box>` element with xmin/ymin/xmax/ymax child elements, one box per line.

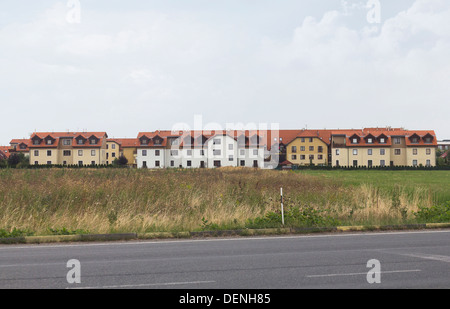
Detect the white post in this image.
<box><xmin>280</xmin><ymin>187</ymin><xmax>285</xmax><ymax>226</ymax></box>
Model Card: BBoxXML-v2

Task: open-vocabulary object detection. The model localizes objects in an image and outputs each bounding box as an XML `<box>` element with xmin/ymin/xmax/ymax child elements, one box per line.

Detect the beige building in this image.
<box><xmin>331</xmin><ymin>128</ymin><xmax>437</xmax><ymax>167</ymax></box>
<box><xmin>28</xmin><ymin>132</ymin><xmax>108</xmax><ymax>166</ymax></box>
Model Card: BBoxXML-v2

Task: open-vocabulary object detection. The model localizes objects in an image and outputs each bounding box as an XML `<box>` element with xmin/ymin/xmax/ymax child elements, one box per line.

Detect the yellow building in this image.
<box><xmin>285</xmin><ymin>130</ymin><xmax>331</xmax><ymax>166</ymax></box>
<box><xmin>106</xmin><ymin>138</ymin><xmax>138</xmax><ymax>167</ymax></box>
<box><xmin>28</xmin><ymin>132</ymin><xmax>108</xmax><ymax>166</ymax></box>
<box><xmin>331</xmin><ymin>128</ymin><xmax>437</xmax><ymax>167</ymax></box>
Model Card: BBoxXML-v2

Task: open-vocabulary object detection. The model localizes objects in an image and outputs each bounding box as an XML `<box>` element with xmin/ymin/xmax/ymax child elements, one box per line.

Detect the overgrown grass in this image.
<box><xmin>0</xmin><ymin>168</ymin><xmax>449</xmax><ymax>236</ymax></box>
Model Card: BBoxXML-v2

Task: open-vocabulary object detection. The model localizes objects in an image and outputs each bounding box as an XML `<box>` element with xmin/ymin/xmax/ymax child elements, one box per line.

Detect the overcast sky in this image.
<box><xmin>1</xmin><ymin>0</ymin><xmax>449</xmax><ymax>144</ymax></box>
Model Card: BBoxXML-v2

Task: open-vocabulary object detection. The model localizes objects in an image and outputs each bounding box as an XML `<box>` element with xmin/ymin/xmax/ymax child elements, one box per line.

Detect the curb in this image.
<box><xmin>0</xmin><ymin>223</ymin><xmax>449</xmax><ymax>245</ymax></box>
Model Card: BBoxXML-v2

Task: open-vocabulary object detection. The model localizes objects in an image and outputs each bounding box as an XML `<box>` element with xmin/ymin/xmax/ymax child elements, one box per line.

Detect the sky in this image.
<box><xmin>1</xmin><ymin>0</ymin><xmax>449</xmax><ymax>144</ymax></box>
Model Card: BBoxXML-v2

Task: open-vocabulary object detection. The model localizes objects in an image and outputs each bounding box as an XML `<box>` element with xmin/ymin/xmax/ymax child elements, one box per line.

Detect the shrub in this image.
<box><xmin>414</xmin><ymin>201</ymin><xmax>450</xmax><ymax>223</ymax></box>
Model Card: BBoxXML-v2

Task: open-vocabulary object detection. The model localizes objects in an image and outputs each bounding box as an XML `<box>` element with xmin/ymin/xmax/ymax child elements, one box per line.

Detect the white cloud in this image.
<box><xmin>0</xmin><ymin>0</ymin><xmax>449</xmax><ymax>144</ymax></box>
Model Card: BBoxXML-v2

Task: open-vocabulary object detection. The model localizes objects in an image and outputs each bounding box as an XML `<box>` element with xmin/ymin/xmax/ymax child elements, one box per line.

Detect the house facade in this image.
<box><xmin>285</xmin><ymin>130</ymin><xmax>331</xmax><ymax>166</ymax></box>
<box><xmin>28</xmin><ymin>132</ymin><xmax>108</xmax><ymax>166</ymax></box>
<box><xmin>331</xmin><ymin>128</ymin><xmax>437</xmax><ymax>167</ymax></box>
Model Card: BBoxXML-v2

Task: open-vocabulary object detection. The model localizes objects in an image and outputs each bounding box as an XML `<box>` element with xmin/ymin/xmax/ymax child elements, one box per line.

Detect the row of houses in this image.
<box><xmin>0</xmin><ymin>127</ymin><xmax>445</xmax><ymax>168</ymax></box>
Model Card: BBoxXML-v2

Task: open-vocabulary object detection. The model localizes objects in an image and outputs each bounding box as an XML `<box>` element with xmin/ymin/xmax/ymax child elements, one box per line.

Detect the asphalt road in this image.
<box><xmin>0</xmin><ymin>230</ymin><xmax>449</xmax><ymax>289</ymax></box>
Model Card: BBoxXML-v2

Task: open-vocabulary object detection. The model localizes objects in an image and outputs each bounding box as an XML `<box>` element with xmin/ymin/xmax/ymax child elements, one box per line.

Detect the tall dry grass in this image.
<box><xmin>0</xmin><ymin>168</ymin><xmax>436</xmax><ymax>235</ymax></box>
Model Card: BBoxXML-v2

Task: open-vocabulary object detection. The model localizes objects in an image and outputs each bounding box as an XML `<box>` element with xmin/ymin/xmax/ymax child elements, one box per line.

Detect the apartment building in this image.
<box><xmin>136</xmin><ymin>130</ymin><xmax>265</xmax><ymax>169</ymax></box>
<box><xmin>106</xmin><ymin>138</ymin><xmax>139</xmax><ymax>166</ymax></box>
<box><xmin>285</xmin><ymin>130</ymin><xmax>331</xmax><ymax>166</ymax></box>
<box><xmin>9</xmin><ymin>139</ymin><xmax>30</xmax><ymax>157</ymax></box>
<box><xmin>331</xmin><ymin>128</ymin><xmax>437</xmax><ymax>167</ymax></box>
<box><xmin>28</xmin><ymin>132</ymin><xmax>108</xmax><ymax>166</ymax></box>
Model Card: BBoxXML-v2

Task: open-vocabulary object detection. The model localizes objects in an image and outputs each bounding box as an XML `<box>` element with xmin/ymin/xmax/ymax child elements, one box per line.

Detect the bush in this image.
<box><xmin>414</xmin><ymin>201</ymin><xmax>450</xmax><ymax>223</ymax></box>
<box><xmin>246</xmin><ymin>205</ymin><xmax>340</xmax><ymax>229</ymax></box>
<box><xmin>0</xmin><ymin>228</ymin><xmax>34</xmax><ymax>238</ymax></box>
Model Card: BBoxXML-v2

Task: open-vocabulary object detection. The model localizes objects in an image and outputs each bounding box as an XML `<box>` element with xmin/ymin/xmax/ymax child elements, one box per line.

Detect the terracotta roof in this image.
<box><xmin>29</xmin><ymin>132</ymin><xmax>108</xmax><ymax>148</ymax></box>
<box><xmin>107</xmin><ymin>138</ymin><xmax>139</xmax><ymax>148</ymax></box>
<box><xmin>0</xmin><ymin>146</ymin><xmax>10</xmax><ymax>159</ymax></box>
<box><xmin>9</xmin><ymin>139</ymin><xmax>30</xmax><ymax>152</ymax></box>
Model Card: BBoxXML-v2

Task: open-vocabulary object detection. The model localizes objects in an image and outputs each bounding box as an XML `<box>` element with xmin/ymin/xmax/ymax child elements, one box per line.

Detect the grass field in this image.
<box><xmin>0</xmin><ymin>168</ymin><xmax>449</xmax><ymax>237</ymax></box>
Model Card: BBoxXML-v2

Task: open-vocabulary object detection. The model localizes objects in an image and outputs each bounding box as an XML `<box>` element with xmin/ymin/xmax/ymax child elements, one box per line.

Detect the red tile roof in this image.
<box><xmin>0</xmin><ymin>146</ymin><xmax>10</xmax><ymax>159</ymax></box>
<box><xmin>29</xmin><ymin>132</ymin><xmax>108</xmax><ymax>148</ymax></box>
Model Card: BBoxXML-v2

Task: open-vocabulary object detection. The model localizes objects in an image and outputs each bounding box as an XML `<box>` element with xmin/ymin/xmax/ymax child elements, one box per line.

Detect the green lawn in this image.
<box><xmin>298</xmin><ymin>170</ymin><xmax>450</xmax><ymax>204</ymax></box>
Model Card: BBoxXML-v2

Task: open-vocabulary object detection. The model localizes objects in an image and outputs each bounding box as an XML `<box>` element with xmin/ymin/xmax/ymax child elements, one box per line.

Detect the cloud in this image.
<box><xmin>0</xmin><ymin>0</ymin><xmax>449</xmax><ymax>144</ymax></box>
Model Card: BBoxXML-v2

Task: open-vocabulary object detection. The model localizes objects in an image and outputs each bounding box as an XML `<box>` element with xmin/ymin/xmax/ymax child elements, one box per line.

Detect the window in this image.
<box><xmin>213</xmin><ymin>149</ymin><xmax>221</xmax><ymax>156</ymax></box>
<box><xmin>46</xmin><ymin>139</ymin><xmax>53</xmax><ymax>145</ymax></box>
<box><xmin>155</xmin><ymin>150</ymin><xmax>160</xmax><ymax>156</ymax></box>
<box><xmin>47</xmin><ymin>161</ymin><xmax>52</xmax><ymax>165</ymax></box>
<box><xmin>63</xmin><ymin>150</ymin><xmax>71</xmax><ymax>156</ymax></box>
<box><xmin>300</xmin><ymin>146</ymin><xmax>305</xmax><ymax>151</ymax></box>
<box><xmin>300</xmin><ymin>155</ymin><xmax>305</xmax><ymax>160</ymax></box>
<box><xmin>380</xmin><ymin>160</ymin><xmax>385</xmax><ymax>167</ymax></box>
<box><xmin>380</xmin><ymin>149</ymin><xmax>385</xmax><ymax>155</ymax></box>
<box><xmin>33</xmin><ymin>139</ymin><xmax>40</xmax><ymax>145</ymax></box>
<box><xmin>240</xmin><ymin>149</ymin><xmax>245</xmax><ymax>156</ymax></box>
<box><xmin>187</xmin><ymin>160</ymin><xmax>192</xmax><ymax>167</ymax></box>
<box><xmin>228</xmin><ymin>155</ymin><xmax>234</xmax><ymax>161</ymax></box>
<box><xmin>301</xmin><ymin>138</ymin><xmax>305</xmax><ymax>143</ymax></box>
<box><xmin>91</xmin><ymin>161</ymin><xmax>96</xmax><ymax>165</ymax></box>
<box><xmin>413</xmin><ymin>148</ymin><xmax>418</xmax><ymax>155</ymax></box>
<box><xmin>63</xmin><ymin>139</ymin><xmax>71</xmax><ymax>146</ymax></box>
<box><xmin>170</xmin><ymin>161</ymin><xmax>174</xmax><ymax>167</ymax></box>
<box><xmin>78</xmin><ymin>161</ymin><xmax>83</xmax><ymax>166</ymax></box>
<box><xmin>426</xmin><ymin>159</ymin><xmax>431</xmax><ymax>167</ymax></box>
<box><xmin>228</xmin><ymin>144</ymin><xmax>233</xmax><ymax>150</ymax></box>
<box><xmin>63</xmin><ymin>161</ymin><xmax>67</xmax><ymax>165</ymax></box>
<box><xmin>335</xmin><ymin>149</ymin><xmax>340</xmax><ymax>156</ymax></box>
<box><xmin>90</xmin><ymin>139</ymin><xmax>97</xmax><ymax>145</ymax></box>
<box><xmin>253</xmin><ymin>149</ymin><xmax>258</xmax><ymax>156</ymax></box>
<box><xmin>142</xmin><ymin>139</ymin><xmax>148</xmax><ymax>145</ymax></box>
<box><xmin>78</xmin><ymin>150</ymin><xmax>83</xmax><ymax>156</ymax></box>
<box><xmin>213</xmin><ymin>139</ymin><xmax>221</xmax><ymax>145</ymax></box>
<box><xmin>424</xmin><ymin>137</ymin><xmax>432</xmax><ymax>143</ymax></box>
<box><xmin>155</xmin><ymin>161</ymin><xmax>160</xmax><ymax>167</ymax></box>
<box><xmin>291</xmin><ymin>146</ymin><xmax>297</xmax><ymax>153</ymax></box>
<box><xmin>353</xmin><ymin>160</ymin><xmax>358</xmax><ymax>167</ymax></box>
<box><xmin>426</xmin><ymin>148</ymin><xmax>431</xmax><ymax>155</ymax></box>
<box><xmin>91</xmin><ymin>150</ymin><xmax>96</xmax><ymax>156</ymax></box>
<box><xmin>411</xmin><ymin>137</ymin><xmax>419</xmax><ymax>144</ymax></box>
<box><xmin>309</xmin><ymin>146</ymin><xmax>314</xmax><ymax>151</ymax></box>
<box><xmin>170</xmin><ymin>150</ymin><xmax>178</xmax><ymax>156</ymax></box>
<box><xmin>353</xmin><ymin>149</ymin><xmax>358</xmax><ymax>155</ymax></box>
<box><xmin>395</xmin><ymin>149</ymin><xmax>401</xmax><ymax>155</ymax></box>
<box><xmin>412</xmin><ymin>160</ymin><xmax>418</xmax><ymax>167</ymax></box>
<box><xmin>367</xmin><ymin>138</ymin><xmax>373</xmax><ymax>144</ymax></box>
<box><xmin>380</xmin><ymin>137</ymin><xmax>386</xmax><ymax>144</ymax></box>
<box><xmin>336</xmin><ymin>160</ymin><xmax>339</xmax><ymax>166</ymax></box>
<box><xmin>142</xmin><ymin>161</ymin><xmax>147</xmax><ymax>168</ymax></box>
<box><xmin>214</xmin><ymin>160</ymin><xmax>221</xmax><ymax>167</ymax></box>
<box><xmin>292</xmin><ymin>155</ymin><xmax>297</xmax><ymax>160</ymax></box>
<box><xmin>34</xmin><ymin>150</ymin><xmax>39</xmax><ymax>157</ymax></box>
<box><xmin>352</xmin><ymin>138</ymin><xmax>358</xmax><ymax>144</ymax></box>
<box><xmin>318</xmin><ymin>146</ymin><xmax>323</xmax><ymax>153</ymax></box>
<box><xmin>368</xmin><ymin>149</ymin><xmax>372</xmax><ymax>155</ymax></box>
<box><xmin>142</xmin><ymin>150</ymin><xmax>147</xmax><ymax>156</ymax></box>
<box><xmin>368</xmin><ymin>160</ymin><xmax>373</xmax><ymax>167</ymax></box>
<box><xmin>309</xmin><ymin>138</ymin><xmax>313</xmax><ymax>142</ymax></box>
<box><xmin>34</xmin><ymin>161</ymin><xmax>38</xmax><ymax>165</ymax></box>
<box><xmin>47</xmin><ymin>150</ymin><xmax>52</xmax><ymax>156</ymax></box>
<box><xmin>111</xmin><ymin>153</ymin><xmax>116</xmax><ymax>158</ymax></box>
<box><xmin>318</xmin><ymin>155</ymin><xmax>323</xmax><ymax>160</ymax></box>
<box><xmin>77</xmin><ymin>139</ymin><xmax>84</xmax><ymax>145</ymax></box>
<box><xmin>112</xmin><ymin>144</ymin><xmax>116</xmax><ymax>149</ymax></box>
<box><xmin>187</xmin><ymin>150</ymin><xmax>192</xmax><ymax>156</ymax></box>
<box><xmin>394</xmin><ymin>137</ymin><xmax>401</xmax><ymax>145</ymax></box>
<box><xmin>240</xmin><ymin>160</ymin><xmax>245</xmax><ymax>167</ymax></box>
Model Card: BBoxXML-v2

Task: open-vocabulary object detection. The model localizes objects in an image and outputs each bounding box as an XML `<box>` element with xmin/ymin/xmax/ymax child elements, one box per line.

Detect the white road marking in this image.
<box><xmin>67</xmin><ymin>280</ymin><xmax>216</xmax><ymax>289</ymax></box>
<box><xmin>307</xmin><ymin>269</ymin><xmax>421</xmax><ymax>278</ymax></box>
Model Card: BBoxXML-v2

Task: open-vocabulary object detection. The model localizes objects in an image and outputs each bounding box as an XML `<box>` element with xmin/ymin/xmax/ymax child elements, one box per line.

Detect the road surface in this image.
<box><xmin>0</xmin><ymin>230</ymin><xmax>449</xmax><ymax>289</ymax></box>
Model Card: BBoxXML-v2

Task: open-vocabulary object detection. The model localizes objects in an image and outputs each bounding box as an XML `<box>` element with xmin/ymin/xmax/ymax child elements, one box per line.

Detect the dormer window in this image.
<box><xmin>411</xmin><ymin>137</ymin><xmax>419</xmax><ymax>143</ymax></box>
<box><xmin>367</xmin><ymin>138</ymin><xmax>373</xmax><ymax>144</ymax></box>
<box><xmin>141</xmin><ymin>138</ymin><xmax>148</xmax><ymax>145</ymax></box>
<box><xmin>352</xmin><ymin>138</ymin><xmax>358</xmax><ymax>144</ymax></box>
<box><xmin>380</xmin><ymin>138</ymin><xmax>385</xmax><ymax>143</ymax></box>
<box><xmin>46</xmin><ymin>139</ymin><xmax>53</xmax><ymax>145</ymax></box>
<box><xmin>90</xmin><ymin>138</ymin><xmax>97</xmax><ymax>145</ymax></box>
